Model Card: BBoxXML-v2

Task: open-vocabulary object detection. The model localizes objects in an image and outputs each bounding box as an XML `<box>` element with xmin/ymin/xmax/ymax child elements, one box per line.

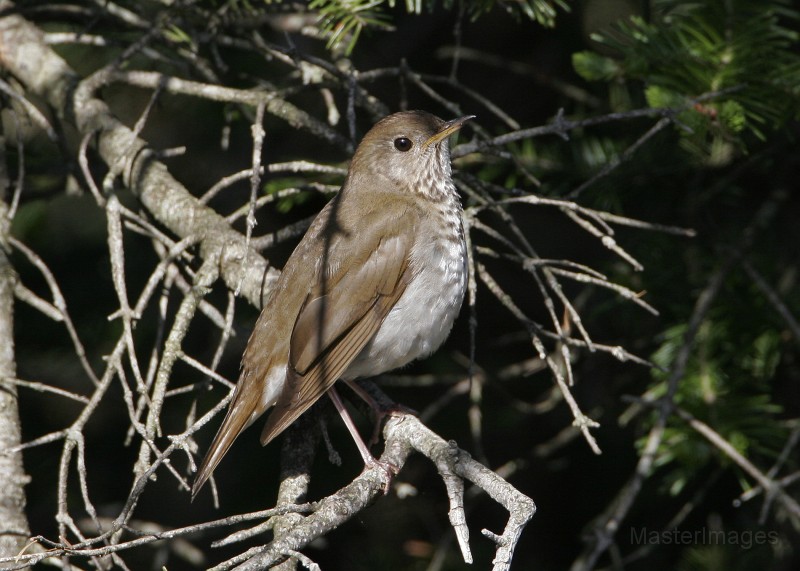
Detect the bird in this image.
<box><xmin>192</xmin><ymin>110</ymin><xmax>474</xmax><ymax>498</ymax></box>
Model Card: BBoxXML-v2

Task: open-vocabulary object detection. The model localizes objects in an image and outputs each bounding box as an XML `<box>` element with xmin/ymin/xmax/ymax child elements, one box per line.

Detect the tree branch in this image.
<box><xmin>0</xmin><ymin>191</ymin><xmax>31</xmax><ymax>568</ymax></box>
<box><xmin>0</xmin><ymin>6</ymin><xmax>278</xmax><ymax>309</ymax></box>
<box><xmin>217</xmin><ymin>408</ymin><xmax>535</xmax><ymax>571</ymax></box>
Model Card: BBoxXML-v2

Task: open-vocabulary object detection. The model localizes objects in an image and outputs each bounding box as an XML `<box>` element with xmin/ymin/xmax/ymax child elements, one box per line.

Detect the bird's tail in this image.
<box><xmin>192</xmin><ymin>394</ymin><xmax>254</xmax><ymax>500</ymax></box>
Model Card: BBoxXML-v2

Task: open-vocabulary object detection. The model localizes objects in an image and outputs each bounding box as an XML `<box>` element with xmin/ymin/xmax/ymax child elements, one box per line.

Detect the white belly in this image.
<box><xmin>343</xmin><ymin>229</ymin><xmax>466</xmax><ymax>379</ymax></box>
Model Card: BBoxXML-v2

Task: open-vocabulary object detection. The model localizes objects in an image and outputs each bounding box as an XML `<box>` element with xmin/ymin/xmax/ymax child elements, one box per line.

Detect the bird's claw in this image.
<box><xmin>364</xmin><ymin>456</ymin><xmax>399</xmax><ymax>494</ymax></box>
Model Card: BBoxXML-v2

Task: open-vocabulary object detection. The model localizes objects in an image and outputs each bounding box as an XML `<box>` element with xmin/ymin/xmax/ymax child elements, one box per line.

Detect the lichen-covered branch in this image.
<box><xmin>0</xmin><ymin>200</ymin><xmax>31</xmax><ymax>566</ymax></box>
<box><xmin>0</xmin><ymin>6</ymin><xmax>278</xmax><ymax>309</ymax></box>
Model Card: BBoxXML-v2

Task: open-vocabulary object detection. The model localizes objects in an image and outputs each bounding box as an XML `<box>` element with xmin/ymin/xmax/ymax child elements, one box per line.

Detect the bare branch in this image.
<box><xmin>0</xmin><ymin>201</ymin><xmax>32</xmax><ymax>564</ymax></box>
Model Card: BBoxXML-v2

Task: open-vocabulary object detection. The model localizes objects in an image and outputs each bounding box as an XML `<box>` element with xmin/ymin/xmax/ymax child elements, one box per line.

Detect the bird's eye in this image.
<box><xmin>394</xmin><ymin>137</ymin><xmax>413</xmax><ymax>152</ymax></box>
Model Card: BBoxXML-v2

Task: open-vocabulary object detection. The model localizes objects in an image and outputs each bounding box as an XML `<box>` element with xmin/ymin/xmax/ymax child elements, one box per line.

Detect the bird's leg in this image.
<box><xmin>344</xmin><ymin>379</ymin><xmax>417</xmax><ymax>447</ymax></box>
<box><xmin>327</xmin><ymin>386</ymin><xmax>398</xmax><ymax>492</ymax></box>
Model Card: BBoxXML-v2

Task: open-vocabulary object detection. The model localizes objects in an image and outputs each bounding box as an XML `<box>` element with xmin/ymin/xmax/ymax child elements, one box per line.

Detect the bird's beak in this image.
<box><xmin>423</xmin><ymin>115</ymin><xmax>475</xmax><ymax>148</ymax></box>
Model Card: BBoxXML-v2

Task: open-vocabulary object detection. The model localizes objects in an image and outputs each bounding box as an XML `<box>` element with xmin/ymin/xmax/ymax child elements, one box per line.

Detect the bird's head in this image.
<box><xmin>348</xmin><ymin>110</ymin><xmax>474</xmax><ymax>199</ymax></box>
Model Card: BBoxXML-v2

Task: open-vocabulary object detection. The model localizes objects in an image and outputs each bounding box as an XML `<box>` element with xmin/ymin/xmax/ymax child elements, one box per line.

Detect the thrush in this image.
<box><xmin>192</xmin><ymin>110</ymin><xmax>474</xmax><ymax>498</ymax></box>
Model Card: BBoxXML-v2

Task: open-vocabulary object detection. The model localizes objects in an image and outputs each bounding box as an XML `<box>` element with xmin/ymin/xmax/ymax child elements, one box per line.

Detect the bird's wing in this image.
<box><xmin>190</xmin><ymin>203</ymin><xmax>333</xmax><ymax>499</ymax></box>
<box><xmin>258</xmin><ymin>209</ymin><xmax>416</xmax><ymax>446</ymax></box>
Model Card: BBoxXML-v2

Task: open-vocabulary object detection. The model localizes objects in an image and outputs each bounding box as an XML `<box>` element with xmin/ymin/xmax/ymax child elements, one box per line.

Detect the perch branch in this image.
<box><xmin>220</xmin><ymin>405</ymin><xmax>534</xmax><ymax>571</ymax></box>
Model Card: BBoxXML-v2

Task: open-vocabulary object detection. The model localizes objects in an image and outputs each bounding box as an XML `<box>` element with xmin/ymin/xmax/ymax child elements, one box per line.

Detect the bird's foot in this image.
<box><xmin>366</xmin><ymin>403</ymin><xmax>418</xmax><ymax>448</ymax></box>
<box><xmin>342</xmin><ymin>380</ymin><xmax>420</xmax><ymax>446</ymax></box>
<box><xmin>362</xmin><ymin>455</ymin><xmax>400</xmax><ymax>494</ymax></box>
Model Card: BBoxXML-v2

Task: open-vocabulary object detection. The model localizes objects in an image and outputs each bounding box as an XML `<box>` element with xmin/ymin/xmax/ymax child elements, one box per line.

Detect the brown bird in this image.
<box><xmin>192</xmin><ymin>110</ymin><xmax>474</xmax><ymax>498</ymax></box>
